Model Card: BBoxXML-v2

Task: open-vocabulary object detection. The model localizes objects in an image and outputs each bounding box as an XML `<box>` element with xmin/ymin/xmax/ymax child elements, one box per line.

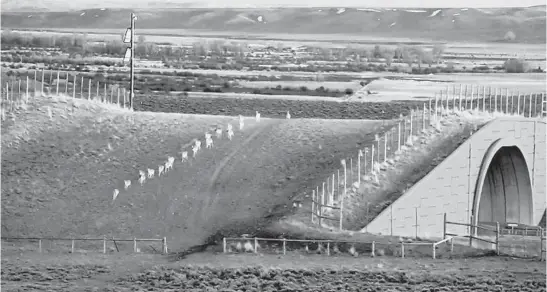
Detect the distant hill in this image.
<box><xmin>1</xmin><ymin>7</ymin><xmax>546</xmax><ymax>43</ymax></box>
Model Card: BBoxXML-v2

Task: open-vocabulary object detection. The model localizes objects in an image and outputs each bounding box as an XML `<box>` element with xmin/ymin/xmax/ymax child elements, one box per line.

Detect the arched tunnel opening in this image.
<box><xmin>475</xmin><ymin>146</ymin><xmax>533</xmax><ymax>235</ymax></box>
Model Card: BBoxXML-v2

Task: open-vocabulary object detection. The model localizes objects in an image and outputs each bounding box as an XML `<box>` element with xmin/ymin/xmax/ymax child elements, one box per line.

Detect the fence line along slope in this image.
<box><xmin>1</xmin><ymin>94</ymin><xmax>392</xmax><ymax>251</ymax></box>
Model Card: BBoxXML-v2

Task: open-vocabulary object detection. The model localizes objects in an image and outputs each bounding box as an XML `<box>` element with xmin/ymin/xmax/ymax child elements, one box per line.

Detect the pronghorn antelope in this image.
<box><xmin>139</xmin><ymin>170</ymin><xmax>145</xmax><ymax>178</ymax></box>
<box><xmin>158</xmin><ymin>165</ymin><xmax>165</xmax><ymax>176</ymax></box>
<box><xmin>227</xmin><ymin>129</ymin><xmax>234</xmax><ymax>140</ymax></box>
<box><xmin>124</xmin><ymin>180</ymin><xmax>131</xmax><ymax>190</ymax></box>
<box><xmin>243</xmin><ymin>241</ymin><xmax>254</xmax><ymax>253</ymax></box>
<box><xmin>348</xmin><ymin>244</ymin><xmax>358</xmax><ymax>257</ymax></box>
<box><xmin>205</xmin><ymin>132</ymin><xmax>212</xmax><ymax>140</ymax></box>
<box><xmin>112</xmin><ymin>189</ymin><xmax>119</xmax><ymax>200</ymax></box>
<box><xmin>227</xmin><ymin>123</ymin><xmax>233</xmax><ymax>132</ymax></box>
<box><xmin>147</xmin><ymin>168</ymin><xmax>155</xmax><ymax>179</ymax></box>
<box><xmin>255</xmin><ymin>111</ymin><xmax>261</xmax><ymax>122</ymax></box>
<box><xmin>181</xmin><ymin>151</ymin><xmax>188</xmax><ymax>162</ymax></box>
<box><xmin>138</xmin><ymin>175</ymin><xmax>146</xmax><ymax>186</ymax></box>
<box><xmin>194</xmin><ymin>140</ymin><xmax>201</xmax><ymax>151</ymax></box>
<box><xmin>205</xmin><ymin>137</ymin><xmax>213</xmax><ymax>149</ymax></box>
<box><xmin>165</xmin><ymin>156</ymin><xmax>175</xmax><ymax>171</ymax></box>
<box><xmin>215</xmin><ymin>127</ymin><xmax>223</xmax><ymax>139</ymax></box>
<box><xmin>286</xmin><ymin>111</ymin><xmax>291</xmax><ymax>119</ymax></box>
<box><xmin>192</xmin><ymin>145</ymin><xmax>199</xmax><ymax>157</ymax></box>
<box><xmin>239</xmin><ymin>120</ymin><xmax>244</xmax><ymax>130</ymax></box>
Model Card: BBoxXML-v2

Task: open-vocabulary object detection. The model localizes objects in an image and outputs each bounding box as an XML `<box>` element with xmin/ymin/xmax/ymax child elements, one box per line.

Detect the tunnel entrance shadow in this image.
<box><xmin>472</xmin><ymin>143</ymin><xmax>533</xmax><ymax>236</ymax></box>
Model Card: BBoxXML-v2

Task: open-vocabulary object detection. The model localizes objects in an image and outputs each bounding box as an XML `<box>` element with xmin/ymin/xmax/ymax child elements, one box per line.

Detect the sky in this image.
<box><xmin>2</xmin><ymin>0</ymin><xmax>546</xmax><ymax>10</ymax></box>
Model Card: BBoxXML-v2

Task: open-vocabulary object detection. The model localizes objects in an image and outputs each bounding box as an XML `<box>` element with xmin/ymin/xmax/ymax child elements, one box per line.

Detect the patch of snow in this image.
<box><xmin>337</xmin><ymin>8</ymin><xmax>346</xmax><ymax>14</ymax></box>
<box><xmin>94</xmin><ymin>15</ymin><xmax>99</xmax><ymax>17</ymax></box>
<box><xmin>392</xmin><ymin>9</ymin><xmax>397</xmax><ymax>11</ymax></box>
<box><xmin>80</xmin><ymin>12</ymin><xmax>86</xmax><ymax>16</ymax></box>
<box><xmin>318</xmin><ymin>9</ymin><xmax>322</xmax><ymax>12</ymax></box>
<box><xmin>461</xmin><ymin>8</ymin><xmax>468</xmax><ymax>11</ymax></box>
<box><xmin>27</xmin><ymin>15</ymin><xmax>32</xmax><ymax>18</ymax></box>
<box><xmin>429</xmin><ymin>9</ymin><xmax>442</xmax><ymax>17</ymax></box>
<box><xmin>357</xmin><ymin>8</ymin><xmax>381</xmax><ymax>12</ymax></box>
<box><xmin>389</xmin><ymin>22</ymin><xmax>396</xmax><ymax>27</ymax></box>
<box><xmin>257</xmin><ymin>15</ymin><xmax>263</xmax><ymax>22</ymax></box>
<box><xmin>453</xmin><ymin>13</ymin><xmax>460</xmax><ymax>16</ymax></box>
<box><xmin>100</xmin><ymin>8</ymin><xmax>106</xmax><ymax>10</ymax></box>
<box><xmin>405</xmin><ymin>9</ymin><xmax>427</xmax><ymax>13</ymax></box>
<box><xmin>452</xmin><ymin>19</ymin><xmax>455</xmax><ymax>22</ymax></box>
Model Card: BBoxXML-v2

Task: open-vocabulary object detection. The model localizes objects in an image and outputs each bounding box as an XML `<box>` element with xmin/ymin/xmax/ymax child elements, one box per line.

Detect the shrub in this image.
<box><xmin>300</xmin><ymin>86</ymin><xmax>308</xmax><ymax>92</ymax></box>
<box><xmin>345</xmin><ymin>88</ymin><xmax>354</xmax><ymax>95</ymax></box>
<box><xmin>504</xmin><ymin>58</ymin><xmax>529</xmax><ymax>73</ymax></box>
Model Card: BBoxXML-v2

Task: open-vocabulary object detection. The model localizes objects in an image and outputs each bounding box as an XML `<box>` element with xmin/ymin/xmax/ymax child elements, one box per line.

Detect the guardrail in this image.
<box><xmin>1</xmin><ymin>236</ymin><xmax>168</xmax><ymax>254</ymax></box>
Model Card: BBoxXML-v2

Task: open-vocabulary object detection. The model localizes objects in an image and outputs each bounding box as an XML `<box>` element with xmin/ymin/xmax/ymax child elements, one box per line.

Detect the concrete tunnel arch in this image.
<box><xmin>472</xmin><ymin>138</ymin><xmax>534</xmax><ymax>235</ymax></box>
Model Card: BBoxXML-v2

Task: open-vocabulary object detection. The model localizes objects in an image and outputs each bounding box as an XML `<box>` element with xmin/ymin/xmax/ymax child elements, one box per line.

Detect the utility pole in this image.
<box><xmin>130</xmin><ymin>13</ymin><xmax>136</xmax><ymax>110</ymax></box>
<box><xmin>122</xmin><ymin>13</ymin><xmax>137</xmax><ymax>110</ymax></box>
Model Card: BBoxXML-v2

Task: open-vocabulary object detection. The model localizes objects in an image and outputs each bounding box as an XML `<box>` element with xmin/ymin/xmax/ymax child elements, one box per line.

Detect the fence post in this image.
<box><xmin>65</xmin><ymin>72</ymin><xmax>69</xmax><ymax>94</ymax></box>
<box><xmin>495</xmin><ymin>222</ymin><xmax>500</xmax><ymax>255</ymax></box>
<box><xmin>350</xmin><ymin>158</ymin><xmax>354</xmax><ymax>182</ymax></box>
<box><xmin>409</xmin><ymin>110</ymin><xmax>413</xmax><ymax>143</ymax></box>
<box><xmin>18</xmin><ymin>79</ymin><xmax>21</xmax><ymax>102</ymax></box>
<box><xmin>482</xmin><ymin>85</ymin><xmax>486</xmax><ymax>112</ymax></box>
<box><xmin>80</xmin><ymin>76</ymin><xmax>84</xmax><ymax>98</ymax></box>
<box><xmin>357</xmin><ymin>151</ymin><xmax>361</xmax><ymax>186</ymax></box>
<box><xmin>321</xmin><ymin>182</ymin><xmax>325</xmax><ymax>225</ymax></box>
<box><xmin>282</xmin><ymin>238</ymin><xmax>286</xmax><ymax>255</ymax></box>
<box><xmin>311</xmin><ymin>190</ymin><xmax>315</xmax><ymax>223</ymax></box>
<box><xmin>88</xmin><ymin>79</ymin><xmax>91</xmax><ymax>100</ymax></box>
<box><xmin>331</xmin><ymin>173</ymin><xmax>335</xmax><ymax>203</ymax></box>
<box><xmin>254</xmin><ymin>237</ymin><xmax>258</xmax><ymax>253</ymax></box>
<box><xmin>223</xmin><ymin>237</ymin><xmax>227</xmax><ymax>253</ymax></box>
<box><xmin>517</xmin><ymin>92</ymin><xmax>521</xmax><ymax>115</ymax></box>
<box><xmin>488</xmin><ymin>86</ymin><xmax>492</xmax><ymax>112</ymax></box>
<box><xmin>71</xmin><ymin>239</ymin><xmax>75</xmax><ymax>254</ymax></box>
<box><xmin>383</xmin><ymin>132</ymin><xmax>387</xmax><ymax>162</ymax></box>
<box><xmin>530</xmin><ymin>93</ymin><xmax>538</xmax><ymax>117</ymax></box>
<box><xmin>432</xmin><ymin>243</ymin><xmax>436</xmax><ymax>259</ymax></box>
<box><xmin>434</xmin><ymin>92</ymin><xmax>438</xmax><ymax>121</ymax></box>
<box><xmin>41</xmin><ymin>69</ymin><xmax>45</xmax><ymax>95</ymax></box>
<box><xmin>401</xmin><ymin>243</ymin><xmax>405</xmax><ymax>258</ymax></box>
<box><xmin>505</xmin><ymin>88</ymin><xmax>509</xmax><ymax>114</ymax></box>
<box><xmin>163</xmin><ymin>237</ymin><xmax>168</xmax><ymax>254</ymax></box>
<box><xmin>422</xmin><ymin>104</ymin><xmax>426</xmax><ymax>131</ymax></box>
<box><xmin>110</xmin><ymin>86</ymin><xmax>114</xmax><ymax>104</ymax></box>
<box><xmin>133</xmin><ymin>238</ymin><xmax>137</xmax><ymax>253</ymax></box>
<box><xmin>104</xmin><ymin>83</ymin><xmax>107</xmax><ymax>103</ymax></box>
<box><xmin>443</xmin><ymin>213</ymin><xmax>447</xmax><ymax>239</ymax></box>
<box><xmin>415</xmin><ymin>207</ymin><xmax>418</xmax><ymax>239</ymax></box>
<box><xmin>38</xmin><ymin>239</ymin><xmax>42</xmax><ymax>253</ymax></box>
<box><xmin>103</xmin><ymin>236</ymin><xmax>106</xmax><ymax>254</ymax></box>
<box><xmin>458</xmin><ymin>84</ymin><xmax>463</xmax><ymax>111</ymax></box>
<box><xmin>73</xmin><ymin>75</ymin><xmax>76</xmax><ymax>98</ymax></box>
<box><xmin>25</xmin><ymin>76</ymin><xmax>29</xmax><ymax>103</ymax></box>
<box><xmin>397</xmin><ymin>122</ymin><xmax>401</xmax><ymax>151</ymax></box>
<box><xmin>117</xmin><ymin>88</ymin><xmax>120</xmax><ymax>106</ymax></box>
<box><xmin>56</xmin><ymin>70</ymin><xmax>60</xmax><ymax>95</ymax></box>
<box><xmin>96</xmin><ymin>81</ymin><xmax>100</xmax><ymax>101</ymax></box>
<box><xmin>371</xmin><ymin>241</ymin><xmax>375</xmax><ymax>257</ymax></box>
<box><xmin>528</xmin><ymin>93</ymin><xmax>533</xmax><ymax>118</ymax></box>
<box><xmin>340</xmin><ymin>160</ymin><xmax>347</xmax><ymax>231</ymax></box>
<box><xmin>370</xmin><ymin>145</ymin><xmax>375</xmax><ymax>173</ymax></box>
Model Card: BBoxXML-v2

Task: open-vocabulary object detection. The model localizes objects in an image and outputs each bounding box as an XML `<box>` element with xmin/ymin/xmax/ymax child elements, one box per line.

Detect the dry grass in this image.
<box><xmin>1</xmin><ymin>94</ymin><xmax>391</xmax><ymax>252</ymax></box>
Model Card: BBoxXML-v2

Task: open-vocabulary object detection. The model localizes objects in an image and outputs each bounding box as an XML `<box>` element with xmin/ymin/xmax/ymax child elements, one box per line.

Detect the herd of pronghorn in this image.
<box><xmin>226</xmin><ymin>238</ymin><xmax>362</xmax><ymax>257</ymax></box>
<box><xmin>112</xmin><ymin>111</ymin><xmax>291</xmax><ymax>201</ymax></box>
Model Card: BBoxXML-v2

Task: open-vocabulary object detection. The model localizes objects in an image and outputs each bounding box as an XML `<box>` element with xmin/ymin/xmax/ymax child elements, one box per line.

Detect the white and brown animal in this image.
<box><xmin>181</xmin><ymin>151</ymin><xmax>188</xmax><ymax>162</ymax></box>
<box><xmin>255</xmin><ymin>111</ymin><xmax>261</xmax><ymax>122</ymax></box>
<box><xmin>205</xmin><ymin>137</ymin><xmax>213</xmax><ymax>149</ymax></box>
<box><xmin>147</xmin><ymin>168</ymin><xmax>155</xmax><ymax>179</ymax></box>
<box><xmin>158</xmin><ymin>165</ymin><xmax>165</xmax><ymax>176</ymax></box>
<box><xmin>124</xmin><ymin>180</ymin><xmax>131</xmax><ymax>190</ymax></box>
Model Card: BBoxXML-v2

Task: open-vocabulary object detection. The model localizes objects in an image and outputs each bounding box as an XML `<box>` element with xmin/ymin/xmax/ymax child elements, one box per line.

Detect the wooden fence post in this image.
<box><xmin>458</xmin><ymin>84</ymin><xmax>463</xmax><ymax>111</ymax></box>
<box><xmin>80</xmin><ymin>76</ymin><xmax>84</xmax><ymax>98</ymax></box>
<box><xmin>311</xmin><ymin>190</ymin><xmax>315</xmax><ymax>223</ymax></box>
<box><xmin>383</xmin><ymin>132</ymin><xmax>387</xmax><ymax>162</ymax></box>
<box><xmin>41</xmin><ymin>69</ymin><xmax>45</xmax><ymax>95</ymax></box>
<box><xmin>163</xmin><ymin>237</ymin><xmax>168</xmax><ymax>254</ymax></box>
<box><xmin>528</xmin><ymin>93</ymin><xmax>532</xmax><ymax>118</ymax></box>
<box><xmin>38</xmin><ymin>239</ymin><xmax>42</xmax><ymax>253</ymax></box>
<box><xmin>282</xmin><ymin>238</ymin><xmax>286</xmax><ymax>255</ymax></box>
<box><xmin>482</xmin><ymin>86</ymin><xmax>486</xmax><ymax>111</ymax></box>
<box><xmin>96</xmin><ymin>81</ymin><xmax>100</xmax><ymax>101</ymax></box>
<box><xmin>73</xmin><ymin>75</ymin><xmax>76</xmax><ymax>98</ymax></box>
<box><xmin>71</xmin><ymin>239</ymin><xmax>75</xmax><ymax>254</ymax></box>
<box><xmin>88</xmin><ymin>79</ymin><xmax>91</xmax><ymax>100</ymax></box>
<box><xmin>133</xmin><ymin>238</ymin><xmax>137</xmax><ymax>253</ymax></box>
<box><xmin>65</xmin><ymin>72</ymin><xmax>69</xmax><ymax>94</ymax></box>
<box><xmin>33</xmin><ymin>70</ymin><xmax>37</xmax><ymax>97</ymax></box>
<box><xmin>488</xmin><ymin>86</ymin><xmax>493</xmax><ymax>112</ymax></box>
<box><xmin>103</xmin><ymin>236</ymin><xmax>106</xmax><ymax>254</ymax></box>
<box><xmin>254</xmin><ymin>237</ymin><xmax>258</xmax><ymax>253</ymax></box>
<box><xmin>422</xmin><ymin>104</ymin><xmax>426</xmax><ymax>131</ymax></box>
<box><xmin>504</xmin><ymin>88</ymin><xmax>509</xmax><ymax>114</ymax></box>
<box><xmin>409</xmin><ymin>110</ymin><xmax>413</xmax><ymax>143</ymax></box>
<box><xmin>56</xmin><ymin>70</ymin><xmax>60</xmax><ymax>95</ymax></box>
<box><xmin>434</xmin><ymin>92</ymin><xmax>438</xmax><ymax>121</ymax></box>
<box><xmin>117</xmin><ymin>88</ymin><xmax>120</xmax><ymax>106</ymax></box>
<box><xmin>25</xmin><ymin>76</ymin><xmax>29</xmax><ymax>103</ymax></box>
<box><xmin>443</xmin><ymin>213</ymin><xmax>447</xmax><ymax>239</ymax></box>
<box><xmin>222</xmin><ymin>237</ymin><xmax>227</xmax><ymax>253</ymax></box>
<box><xmin>371</xmin><ymin>241</ymin><xmax>375</xmax><ymax>257</ymax></box>
<box><xmin>370</xmin><ymin>145</ymin><xmax>375</xmax><ymax>173</ymax></box>
<box><xmin>104</xmin><ymin>83</ymin><xmax>107</xmax><ymax>102</ymax></box>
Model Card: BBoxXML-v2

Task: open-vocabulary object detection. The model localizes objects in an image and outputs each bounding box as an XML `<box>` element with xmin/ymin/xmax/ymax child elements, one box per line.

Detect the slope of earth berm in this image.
<box><xmin>1</xmin><ymin>95</ymin><xmax>394</xmax><ymax>251</ymax></box>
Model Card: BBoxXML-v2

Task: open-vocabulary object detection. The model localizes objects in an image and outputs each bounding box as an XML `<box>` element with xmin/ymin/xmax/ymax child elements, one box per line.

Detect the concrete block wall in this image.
<box><xmin>363</xmin><ymin>118</ymin><xmax>546</xmax><ymax>240</ymax></box>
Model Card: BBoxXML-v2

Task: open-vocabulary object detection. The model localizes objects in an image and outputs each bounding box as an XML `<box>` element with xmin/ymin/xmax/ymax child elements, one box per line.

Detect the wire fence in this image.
<box><xmin>1</xmin><ymin>236</ymin><xmax>168</xmax><ymax>254</ymax></box>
